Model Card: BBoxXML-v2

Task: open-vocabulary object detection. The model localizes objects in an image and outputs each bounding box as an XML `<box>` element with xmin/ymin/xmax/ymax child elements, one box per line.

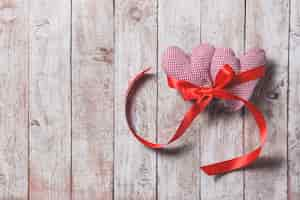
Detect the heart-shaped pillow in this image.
<box><xmin>162</xmin><ymin>43</ymin><xmax>266</xmax><ymax>111</ymax></box>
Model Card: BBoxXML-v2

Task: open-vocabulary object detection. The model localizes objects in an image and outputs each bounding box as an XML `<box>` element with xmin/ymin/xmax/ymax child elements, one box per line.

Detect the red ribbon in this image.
<box><xmin>125</xmin><ymin>64</ymin><xmax>267</xmax><ymax>175</ymax></box>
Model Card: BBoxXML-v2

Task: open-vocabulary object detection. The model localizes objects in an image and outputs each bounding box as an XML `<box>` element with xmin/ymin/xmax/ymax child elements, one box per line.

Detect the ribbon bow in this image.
<box><xmin>126</xmin><ymin>64</ymin><xmax>267</xmax><ymax>175</ymax></box>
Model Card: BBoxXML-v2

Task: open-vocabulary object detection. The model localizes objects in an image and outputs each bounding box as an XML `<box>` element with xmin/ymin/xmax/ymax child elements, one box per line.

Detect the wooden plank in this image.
<box><xmin>157</xmin><ymin>0</ymin><xmax>201</xmax><ymax>199</ymax></box>
<box><xmin>200</xmin><ymin>0</ymin><xmax>245</xmax><ymax>199</ymax></box>
<box><xmin>0</xmin><ymin>0</ymin><xmax>28</xmax><ymax>199</ymax></box>
<box><xmin>71</xmin><ymin>0</ymin><xmax>114</xmax><ymax>199</ymax></box>
<box><xmin>114</xmin><ymin>0</ymin><xmax>157</xmax><ymax>199</ymax></box>
<box><xmin>288</xmin><ymin>0</ymin><xmax>300</xmax><ymax>199</ymax></box>
<box><xmin>245</xmin><ymin>0</ymin><xmax>289</xmax><ymax>199</ymax></box>
<box><xmin>29</xmin><ymin>0</ymin><xmax>71</xmax><ymax>199</ymax></box>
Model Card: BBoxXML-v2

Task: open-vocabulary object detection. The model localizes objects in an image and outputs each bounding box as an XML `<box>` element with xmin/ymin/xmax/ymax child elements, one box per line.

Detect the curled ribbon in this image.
<box><xmin>126</xmin><ymin>64</ymin><xmax>267</xmax><ymax>175</ymax></box>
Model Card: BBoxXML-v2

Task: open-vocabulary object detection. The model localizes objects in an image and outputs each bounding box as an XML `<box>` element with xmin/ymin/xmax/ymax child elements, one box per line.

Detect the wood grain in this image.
<box><xmin>0</xmin><ymin>0</ymin><xmax>28</xmax><ymax>199</ymax></box>
<box><xmin>0</xmin><ymin>0</ymin><xmax>298</xmax><ymax>199</ymax></box>
<box><xmin>288</xmin><ymin>0</ymin><xmax>300</xmax><ymax>199</ymax></box>
<box><xmin>245</xmin><ymin>0</ymin><xmax>289</xmax><ymax>199</ymax></box>
<box><xmin>71</xmin><ymin>0</ymin><xmax>114</xmax><ymax>199</ymax></box>
<box><xmin>29</xmin><ymin>0</ymin><xmax>71</xmax><ymax>199</ymax></box>
<box><xmin>157</xmin><ymin>0</ymin><xmax>201</xmax><ymax>199</ymax></box>
<box><xmin>200</xmin><ymin>1</ymin><xmax>245</xmax><ymax>199</ymax></box>
<box><xmin>114</xmin><ymin>0</ymin><xmax>157</xmax><ymax>199</ymax></box>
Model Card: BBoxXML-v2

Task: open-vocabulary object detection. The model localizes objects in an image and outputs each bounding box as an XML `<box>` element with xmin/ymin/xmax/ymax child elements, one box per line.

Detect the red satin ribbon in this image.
<box><xmin>125</xmin><ymin>64</ymin><xmax>267</xmax><ymax>175</ymax></box>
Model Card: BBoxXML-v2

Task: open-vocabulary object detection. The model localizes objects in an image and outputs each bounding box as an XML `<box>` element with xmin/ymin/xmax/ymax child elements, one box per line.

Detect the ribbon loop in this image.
<box><xmin>214</xmin><ymin>64</ymin><xmax>235</xmax><ymax>89</ymax></box>
<box><xmin>126</xmin><ymin>64</ymin><xmax>267</xmax><ymax>175</ymax></box>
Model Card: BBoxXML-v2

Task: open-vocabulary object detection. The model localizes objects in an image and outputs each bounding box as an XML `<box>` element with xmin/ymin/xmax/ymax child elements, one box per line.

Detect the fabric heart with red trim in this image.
<box><xmin>162</xmin><ymin>43</ymin><xmax>266</xmax><ymax>111</ymax></box>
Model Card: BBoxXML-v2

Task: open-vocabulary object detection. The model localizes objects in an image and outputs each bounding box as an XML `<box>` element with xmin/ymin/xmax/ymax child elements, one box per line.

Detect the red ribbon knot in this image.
<box><xmin>126</xmin><ymin>64</ymin><xmax>267</xmax><ymax>175</ymax></box>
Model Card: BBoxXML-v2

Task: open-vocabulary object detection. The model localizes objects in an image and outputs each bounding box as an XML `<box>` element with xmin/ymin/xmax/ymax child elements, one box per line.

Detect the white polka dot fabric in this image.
<box><xmin>162</xmin><ymin>43</ymin><xmax>266</xmax><ymax>111</ymax></box>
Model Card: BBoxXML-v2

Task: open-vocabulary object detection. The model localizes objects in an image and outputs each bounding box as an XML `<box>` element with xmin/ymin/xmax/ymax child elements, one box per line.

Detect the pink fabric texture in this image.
<box><xmin>162</xmin><ymin>43</ymin><xmax>266</xmax><ymax>111</ymax></box>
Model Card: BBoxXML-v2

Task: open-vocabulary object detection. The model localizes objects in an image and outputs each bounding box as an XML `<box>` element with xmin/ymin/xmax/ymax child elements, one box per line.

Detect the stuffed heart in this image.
<box><xmin>162</xmin><ymin>43</ymin><xmax>266</xmax><ymax>111</ymax></box>
<box><xmin>126</xmin><ymin>45</ymin><xmax>267</xmax><ymax>175</ymax></box>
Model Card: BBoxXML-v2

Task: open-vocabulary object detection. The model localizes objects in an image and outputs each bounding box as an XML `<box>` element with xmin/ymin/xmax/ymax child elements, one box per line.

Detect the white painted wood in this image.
<box><xmin>157</xmin><ymin>0</ymin><xmax>201</xmax><ymax>199</ymax></box>
<box><xmin>288</xmin><ymin>0</ymin><xmax>300</xmax><ymax>199</ymax></box>
<box><xmin>29</xmin><ymin>0</ymin><xmax>71</xmax><ymax>199</ymax></box>
<box><xmin>114</xmin><ymin>0</ymin><xmax>157</xmax><ymax>199</ymax></box>
<box><xmin>72</xmin><ymin>0</ymin><xmax>114</xmax><ymax>199</ymax></box>
<box><xmin>245</xmin><ymin>0</ymin><xmax>289</xmax><ymax>200</ymax></box>
<box><xmin>0</xmin><ymin>0</ymin><xmax>28</xmax><ymax>199</ymax></box>
<box><xmin>0</xmin><ymin>0</ymin><xmax>295</xmax><ymax>198</ymax></box>
<box><xmin>200</xmin><ymin>0</ymin><xmax>245</xmax><ymax>199</ymax></box>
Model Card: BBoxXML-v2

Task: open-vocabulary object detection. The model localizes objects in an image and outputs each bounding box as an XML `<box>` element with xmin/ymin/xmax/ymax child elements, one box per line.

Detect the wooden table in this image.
<box><xmin>0</xmin><ymin>0</ymin><xmax>299</xmax><ymax>199</ymax></box>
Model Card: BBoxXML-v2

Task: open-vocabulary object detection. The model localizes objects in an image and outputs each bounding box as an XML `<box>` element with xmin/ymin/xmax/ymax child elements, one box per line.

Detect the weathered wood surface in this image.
<box><xmin>72</xmin><ymin>0</ymin><xmax>114</xmax><ymax>199</ymax></box>
<box><xmin>0</xmin><ymin>0</ymin><xmax>28</xmax><ymax>199</ymax></box>
<box><xmin>0</xmin><ymin>0</ymin><xmax>299</xmax><ymax>199</ymax></box>
<box><xmin>29</xmin><ymin>0</ymin><xmax>71</xmax><ymax>199</ymax></box>
<box><xmin>289</xmin><ymin>0</ymin><xmax>300</xmax><ymax>199</ymax></box>
<box><xmin>114</xmin><ymin>0</ymin><xmax>157</xmax><ymax>199</ymax></box>
<box><xmin>157</xmin><ymin>1</ymin><xmax>201</xmax><ymax>200</ymax></box>
<box><xmin>245</xmin><ymin>1</ymin><xmax>289</xmax><ymax>200</ymax></box>
<box><xmin>200</xmin><ymin>1</ymin><xmax>245</xmax><ymax>200</ymax></box>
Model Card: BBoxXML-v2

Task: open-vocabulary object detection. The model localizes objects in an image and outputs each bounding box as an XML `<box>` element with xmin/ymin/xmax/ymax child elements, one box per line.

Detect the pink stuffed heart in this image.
<box><xmin>162</xmin><ymin>43</ymin><xmax>266</xmax><ymax>111</ymax></box>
